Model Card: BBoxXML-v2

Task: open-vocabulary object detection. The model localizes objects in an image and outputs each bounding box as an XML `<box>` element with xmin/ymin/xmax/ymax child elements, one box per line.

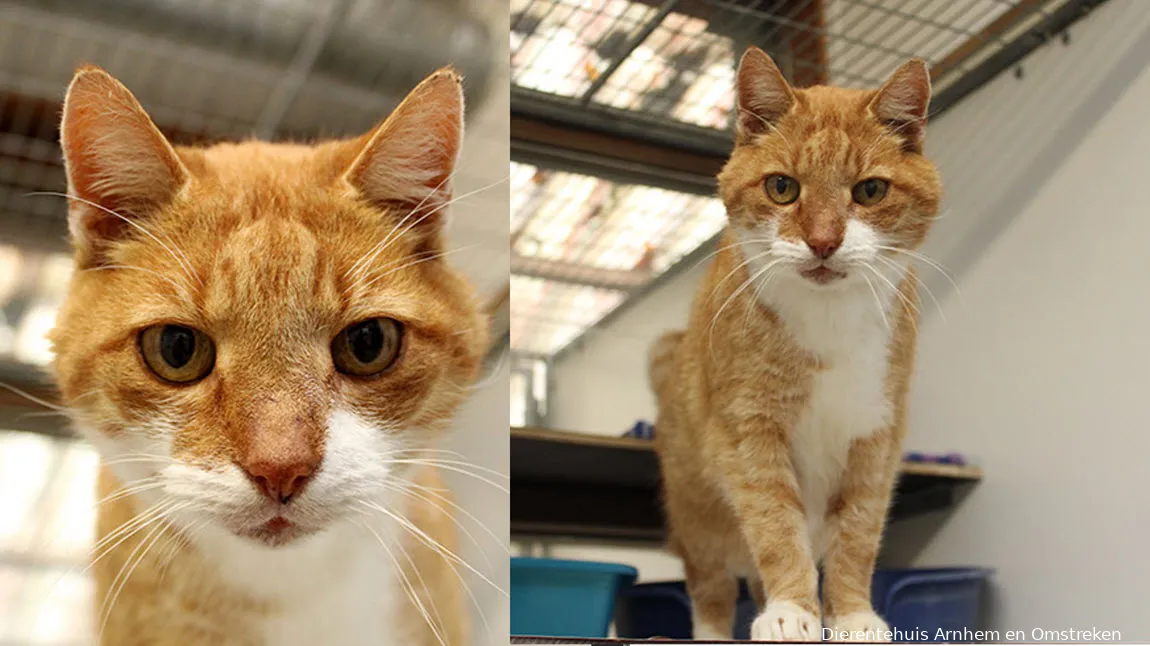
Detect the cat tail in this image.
<box><xmin>648</xmin><ymin>330</ymin><xmax>684</xmax><ymax>397</ymax></box>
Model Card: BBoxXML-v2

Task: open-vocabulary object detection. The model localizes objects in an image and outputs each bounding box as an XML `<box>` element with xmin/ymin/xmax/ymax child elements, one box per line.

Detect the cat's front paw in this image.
<box><xmin>824</xmin><ymin>611</ymin><xmax>891</xmax><ymax>642</ymax></box>
<box><xmin>750</xmin><ymin>600</ymin><xmax>820</xmax><ymax>642</ymax></box>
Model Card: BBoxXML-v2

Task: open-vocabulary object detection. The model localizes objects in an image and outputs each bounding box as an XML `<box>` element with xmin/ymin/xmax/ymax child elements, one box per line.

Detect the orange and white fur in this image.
<box><xmin>650</xmin><ymin>48</ymin><xmax>941</xmax><ymax>642</ymax></box>
<box><xmin>50</xmin><ymin>65</ymin><xmax>489</xmax><ymax>645</ymax></box>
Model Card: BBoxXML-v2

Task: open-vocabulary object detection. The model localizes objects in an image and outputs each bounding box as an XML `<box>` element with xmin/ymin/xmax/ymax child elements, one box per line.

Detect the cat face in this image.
<box><xmin>51</xmin><ymin>67</ymin><xmax>487</xmax><ymax>548</ymax></box>
<box><xmin>719</xmin><ymin>48</ymin><xmax>942</xmax><ymax>290</ymax></box>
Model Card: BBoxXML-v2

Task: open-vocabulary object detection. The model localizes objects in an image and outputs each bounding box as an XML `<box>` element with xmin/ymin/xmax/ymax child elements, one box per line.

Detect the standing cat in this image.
<box><xmin>50</xmin><ymin>64</ymin><xmax>490</xmax><ymax>645</ymax></box>
<box><xmin>649</xmin><ymin>47</ymin><xmax>941</xmax><ymax>642</ymax></box>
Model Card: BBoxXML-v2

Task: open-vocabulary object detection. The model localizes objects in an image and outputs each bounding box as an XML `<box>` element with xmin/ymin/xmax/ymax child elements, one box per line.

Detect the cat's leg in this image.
<box><xmin>746</xmin><ymin>575</ymin><xmax>766</xmax><ymax>611</ymax></box>
<box><xmin>715</xmin><ymin>419</ymin><xmax>820</xmax><ymax>642</ymax></box>
<box><xmin>683</xmin><ymin>552</ymin><xmax>738</xmax><ymax>640</ymax></box>
<box><xmin>662</xmin><ymin>472</ymin><xmax>739</xmax><ymax>639</ymax></box>
<box><xmin>821</xmin><ymin>427</ymin><xmax>901</xmax><ymax>643</ymax></box>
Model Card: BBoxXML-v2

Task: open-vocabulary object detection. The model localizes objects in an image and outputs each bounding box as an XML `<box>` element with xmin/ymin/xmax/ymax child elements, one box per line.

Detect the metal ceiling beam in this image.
<box><xmin>581</xmin><ymin>0</ymin><xmax>683</xmax><ymax>104</ymax></box>
<box><xmin>512</xmin><ymin>86</ymin><xmax>734</xmax><ymax>160</ymax></box>
<box><xmin>255</xmin><ymin>0</ymin><xmax>351</xmax><ymax>139</ymax></box>
<box><xmin>512</xmin><ymin>255</ymin><xmax>652</xmax><ymax>291</ymax></box>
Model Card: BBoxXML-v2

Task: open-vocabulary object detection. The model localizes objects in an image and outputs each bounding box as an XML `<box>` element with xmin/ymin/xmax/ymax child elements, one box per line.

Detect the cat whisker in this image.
<box><xmin>379</xmin><ymin>482</ymin><xmax>500</xmax><ymax>644</ymax></box>
<box><xmin>384</xmin><ymin>459</ymin><xmax>509</xmax><ymax>494</ymax></box>
<box><xmin>31</xmin><ymin>496</ymin><xmax>177</xmax><ymax>628</ymax></box>
<box><xmin>94</xmin><ymin>477</ymin><xmax>166</xmax><ymax>507</ymax></box>
<box><xmin>384</xmin><ymin>447</ymin><xmax>468</xmax><ymax>459</ymax></box>
<box><xmin>0</xmin><ymin>381</ymin><xmax>65</xmax><ymax>411</ymax></box>
<box><xmin>16</xmin><ymin>410</ymin><xmax>73</xmax><ymax>420</ymax></box>
<box><xmin>739</xmin><ymin>107</ymin><xmax>792</xmax><ymax>148</ymax></box>
<box><xmin>741</xmin><ymin>263</ymin><xmax>783</xmax><ymax>340</ymax></box>
<box><xmin>83</xmin><ymin>264</ymin><xmax>194</xmax><ymax>301</ymax></box>
<box><xmin>708</xmin><ymin>247</ymin><xmax>775</xmax><ymax>305</ymax></box>
<box><xmin>158</xmin><ymin>518</ymin><xmax>207</xmax><ymax>587</ymax></box>
<box><xmin>708</xmin><ymin>258</ymin><xmax>786</xmax><ymax>357</ymax></box>
<box><xmin>86</xmin><ymin>499</ymin><xmax>181</xmax><ymax>570</ymax></box>
<box><xmin>460</xmin><ymin>346</ymin><xmax>509</xmax><ymax>393</ymax></box>
<box><xmin>347</xmin><ymin>173</ymin><xmax>456</xmax><ymax>281</ymax></box>
<box><xmin>98</xmin><ymin>516</ymin><xmax>173</xmax><ymax>641</ymax></box>
<box><xmin>26</xmin><ymin>191</ymin><xmax>202</xmax><ymax>287</ymax></box>
<box><xmin>876</xmin><ymin>245</ymin><xmax>964</xmax><ymax>304</ymax></box>
<box><xmin>344</xmin><ymin>175</ymin><xmax>509</xmax><ymax>297</ymax></box>
<box><xmin>861</xmin><ymin>263</ymin><xmax>918</xmax><ymax>338</ymax></box>
<box><xmin>874</xmin><ymin>254</ymin><xmax>946</xmax><ymax>322</ymax></box>
<box><xmin>358</xmin><ymin>519</ymin><xmax>450</xmax><ymax>646</ymax></box>
<box><xmin>860</xmin><ymin>272</ymin><xmax>892</xmax><ymax>333</ymax></box>
<box><xmin>359</xmin><ymin>245</ymin><xmax>478</xmax><ymax>292</ymax></box>
<box><xmin>859</xmin><ymin>112</ymin><xmax>932</xmax><ymax>162</ymax></box>
<box><xmin>866</xmin><ymin>263</ymin><xmax>919</xmax><ymax>318</ymax></box>
<box><xmin>386</xmin><ymin>456</ymin><xmax>509</xmax><ymax>481</ymax></box>
<box><xmin>389</xmin><ymin>529</ymin><xmax>450</xmax><ymax>644</ymax></box>
<box><xmin>358</xmin><ymin>500</ymin><xmax>508</xmax><ymax>598</ymax></box>
<box><xmin>690</xmin><ymin>238</ymin><xmax>772</xmax><ymax>273</ymax></box>
<box><xmin>382</xmin><ymin>479</ymin><xmax>506</xmax><ymax>566</ymax></box>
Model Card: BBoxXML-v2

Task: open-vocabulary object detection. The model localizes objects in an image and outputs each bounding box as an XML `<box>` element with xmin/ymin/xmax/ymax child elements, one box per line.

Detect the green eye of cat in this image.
<box><xmin>852</xmin><ymin>178</ymin><xmax>889</xmax><ymax>206</ymax></box>
<box><xmin>332</xmin><ymin>318</ymin><xmax>403</xmax><ymax>377</ymax></box>
<box><xmin>139</xmin><ymin>325</ymin><xmax>215</xmax><ymax>384</ymax></box>
<box><xmin>764</xmin><ymin>174</ymin><xmax>800</xmax><ymax>204</ymax></box>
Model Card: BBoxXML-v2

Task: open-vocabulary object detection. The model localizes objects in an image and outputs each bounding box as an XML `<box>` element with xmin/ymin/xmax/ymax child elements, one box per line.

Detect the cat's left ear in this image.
<box><xmin>342</xmin><ymin>68</ymin><xmax>464</xmax><ymax>235</ymax></box>
<box><xmin>869</xmin><ymin>59</ymin><xmax>931</xmax><ymax>153</ymax></box>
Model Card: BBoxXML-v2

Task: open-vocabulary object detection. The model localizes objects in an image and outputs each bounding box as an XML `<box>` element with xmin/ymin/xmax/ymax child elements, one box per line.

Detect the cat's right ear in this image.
<box><xmin>60</xmin><ymin>66</ymin><xmax>189</xmax><ymax>265</ymax></box>
<box><xmin>735</xmin><ymin>46</ymin><xmax>796</xmax><ymax>144</ymax></box>
<box><xmin>341</xmin><ymin>68</ymin><xmax>464</xmax><ymax>239</ymax></box>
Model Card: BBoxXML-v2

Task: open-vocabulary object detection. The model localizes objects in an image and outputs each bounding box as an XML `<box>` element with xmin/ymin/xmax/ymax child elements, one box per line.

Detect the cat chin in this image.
<box><xmin>233</xmin><ymin>522</ymin><xmax>321</xmax><ymax>549</ymax></box>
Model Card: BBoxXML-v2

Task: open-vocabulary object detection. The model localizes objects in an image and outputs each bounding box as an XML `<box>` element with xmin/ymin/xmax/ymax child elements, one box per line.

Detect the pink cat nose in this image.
<box><xmin>242</xmin><ymin>458</ymin><xmax>317</xmax><ymax>504</ymax></box>
<box><xmin>807</xmin><ymin>236</ymin><xmax>840</xmax><ymax>259</ymax></box>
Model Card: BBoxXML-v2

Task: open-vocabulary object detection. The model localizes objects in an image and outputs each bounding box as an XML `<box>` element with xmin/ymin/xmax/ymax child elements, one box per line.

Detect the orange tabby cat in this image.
<box><xmin>650</xmin><ymin>47</ymin><xmax>941</xmax><ymax>642</ymax></box>
<box><xmin>50</xmin><ymin>65</ymin><xmax>489</xmax><ymax>645</ymax></box>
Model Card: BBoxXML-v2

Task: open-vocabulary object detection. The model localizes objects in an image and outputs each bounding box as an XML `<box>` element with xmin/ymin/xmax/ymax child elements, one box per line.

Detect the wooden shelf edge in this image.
<box><xmin>512</xmin><ymin>426</ymin><xmax>983</xmax><ymax>481</ymax></box>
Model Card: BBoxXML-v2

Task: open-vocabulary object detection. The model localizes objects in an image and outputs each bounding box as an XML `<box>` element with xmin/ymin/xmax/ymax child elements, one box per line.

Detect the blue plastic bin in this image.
<box><xmin>872</xmin><ymin>568</ymin><xmax>993</xmax><ymax>642</ymax></box>
<box><xmin>510</xmin><ymin>557</ymin><xmax>639</xmax><ymax>638</ymax></box>
<box><xmin>615</xmin><ymin>580</ymin><xmax>757</xmax><ymax>639</ymax></box>
<box><xmin>615</xmin><ymin>568</ymin><xmax>991</xmax><ymax>642</ymax></box>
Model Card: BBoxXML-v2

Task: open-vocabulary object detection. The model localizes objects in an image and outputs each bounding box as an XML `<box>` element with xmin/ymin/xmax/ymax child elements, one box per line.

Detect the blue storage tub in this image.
<box><xmin>615</xmin><ymin>580</ymin><xmax>757</xmax><ymax>640</ymax></box>
<box><xmin>872</xmin><ymin>568</ymin><xmax>993</xmax><ymax>642</ymax></box>
<box><xmin>510</xmin><ymin>557</ymin><xmax>639</xmax><ymax>638</ymax></box>
<box><xmin>615</xmin><ymin>568</ymin><xmax>991</xmax><ymax>642</ymax></box>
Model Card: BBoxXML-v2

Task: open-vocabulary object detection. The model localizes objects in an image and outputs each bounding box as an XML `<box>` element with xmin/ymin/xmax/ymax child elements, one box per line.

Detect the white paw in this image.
<box><xmin>692</xmin><ymin>621</ymin><xmax>729</xmax><ymax>641</ymax></box>
<box><xmin>824</xmin><ymin>611</ymin><xmax>891</xmax><ymax>642</ymax></box>
<box><xmin>750</xmin><ymin>600</ymin><xmax>820</xmax><ymax>642</ymax></box>
<box><xmin>690</xmin><ymin>609</ymin><xmax>729</xmax><ymax>640</ymax></box>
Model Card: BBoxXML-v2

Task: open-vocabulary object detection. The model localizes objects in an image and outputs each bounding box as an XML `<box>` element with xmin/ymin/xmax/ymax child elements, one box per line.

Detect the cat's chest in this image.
<box><xmin>258</xmin><ymin>553</ymin><xmax>401</xmax><ymax>646</ymax></box>
<box><xmin>765</xmin><ymin>281</ymin><xmax>899</xmax><ymax>554</ymax></box>
<box><xmin>206</xmin><ymin>523</ymin><xmax>403</xmax><ymax>646</ymax></box>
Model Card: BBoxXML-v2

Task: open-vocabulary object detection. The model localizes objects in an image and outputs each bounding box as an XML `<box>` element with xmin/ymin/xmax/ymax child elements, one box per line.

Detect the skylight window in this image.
<box><xmin>509</xmin><ymin>162</ymin><xmax>725</xmax><ymax>356</ymax></box>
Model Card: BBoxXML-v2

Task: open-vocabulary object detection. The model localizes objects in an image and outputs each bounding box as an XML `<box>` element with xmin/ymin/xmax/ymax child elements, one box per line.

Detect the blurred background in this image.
<box><xmin>507</xmin><ymin>0</ymin><xmax>1150</xmax><ymax>641</ymax></box>
<box><xmin>0</xmin><ymin>0</ymin><xmax>510</xmax><ymax>643</ymax></box>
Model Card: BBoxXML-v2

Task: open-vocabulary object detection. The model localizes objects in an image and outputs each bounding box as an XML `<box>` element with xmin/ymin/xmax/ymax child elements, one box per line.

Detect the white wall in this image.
<box><xmin>545</xmin><ymin>0</ymin><xmax>1150</xmax><ymax>635</ymax></box>
<box><xmin>892</xmin><ymin>2</ymin><xmax>1150</xmax><ymax>638</ymax></box>
<box><xmin>551</xmin><ymin>261</ymin><xmax>707</xmax><ymax>436</ymax></box>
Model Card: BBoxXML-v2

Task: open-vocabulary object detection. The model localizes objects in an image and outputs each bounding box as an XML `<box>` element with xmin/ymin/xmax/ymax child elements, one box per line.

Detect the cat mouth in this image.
<box><xmin>237</xmin><ymin>515</ymin><xmax>314</xmax><ymax>547</ymax></box>
<box><xmin>800</xmin><ymin>265</ymin><xmax>847</xmax><ymax>284</ymax></box>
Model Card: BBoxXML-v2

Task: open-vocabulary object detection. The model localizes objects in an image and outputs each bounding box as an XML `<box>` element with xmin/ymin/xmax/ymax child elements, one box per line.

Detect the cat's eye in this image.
<box><xmin>852</xmin><ymin>178</ymin><xmax>889</xmax><ymax>206</ymax></box>
<box><xmin>764</xmin><ymin>174</ymin><xmax>800</xmax><ymax>204</ymax></box>
<box><xmin>139</xmin><ymin>325</ymin><xmax>215</xmax><ymax>384</ymax></box>
<box><xmin>332</xmin><ymin>318</ymin><xmax>403</xmax><ymax>377</ymax></box>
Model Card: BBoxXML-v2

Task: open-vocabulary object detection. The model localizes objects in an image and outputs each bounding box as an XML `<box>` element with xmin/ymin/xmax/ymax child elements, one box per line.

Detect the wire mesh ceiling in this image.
<box><xmin>508</xmin><ymin>0</ymin><xmax>1077</xmax><ymax>357</ymax></box>
<box><xmin>511</xmin><ymin>0</ymin><xmax>1061</xmax><ymax>131</ymax></box>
